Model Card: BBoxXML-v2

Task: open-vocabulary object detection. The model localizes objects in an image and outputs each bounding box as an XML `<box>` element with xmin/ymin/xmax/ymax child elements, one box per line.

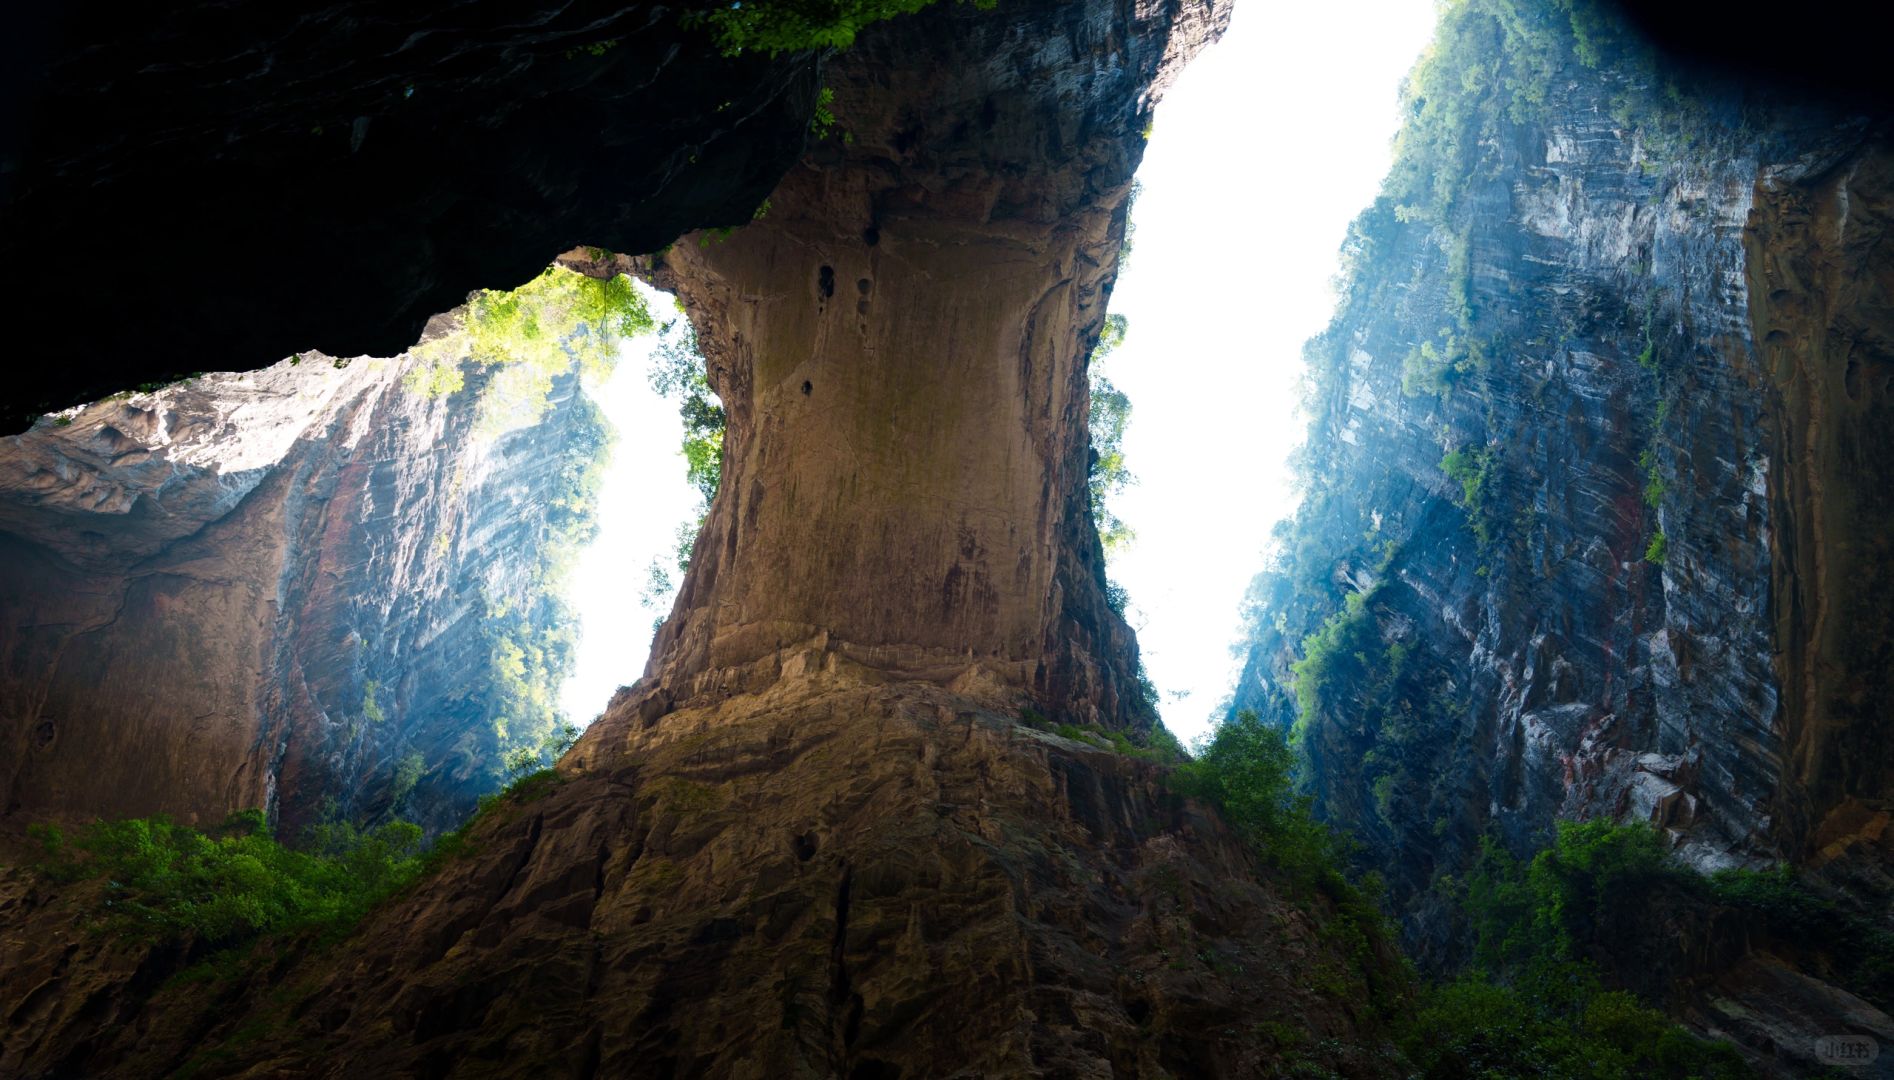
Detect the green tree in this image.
<box><xmin>1088</xmin><ymin>313</ymin><xmax>1136</xmax><ymax>556</ymax></box>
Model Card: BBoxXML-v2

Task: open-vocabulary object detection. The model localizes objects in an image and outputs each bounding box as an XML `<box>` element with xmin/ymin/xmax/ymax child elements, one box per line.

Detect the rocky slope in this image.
<box><xmin>2</xmin><ymin>681</ymin><xmax>1404</xmax><ymax>1079</ymax></box>
<box><xmin>1</xmin><ymin>1</ymin><xmax>817</xmax><ymax>432</ymax></box>
<box><xmin>1226</xmin><ymin>0</ymin><xmax>1893</xmax><ymax>1066</ymax></box>
<box><xmin>0</xmin><ymin>338</ymin><xmax>612</xmax><ymax>837</ymax></box>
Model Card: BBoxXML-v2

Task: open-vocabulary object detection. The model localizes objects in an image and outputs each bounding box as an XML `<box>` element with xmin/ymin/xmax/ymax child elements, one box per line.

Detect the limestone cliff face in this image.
<box><xmin>1224</xmin><ymin>2</ymin><xmax>1893</xmax><ymax>1065</ymax></box>
<box><xmin>0</xmin><ymin>346</ymin><xmax>609</xmax><ymax>836</ymax></box>
<box><xmin>2</xmin><ymin>3</ymin><xmax>1430</xmax><ymax>1076</ymax></box>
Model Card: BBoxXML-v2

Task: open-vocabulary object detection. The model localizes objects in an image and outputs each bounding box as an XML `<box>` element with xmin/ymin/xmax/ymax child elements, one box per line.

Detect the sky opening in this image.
<box><xmin>558</xmin><ymin>0</ymin><xmax>1438</xmax><ymax>739</ymax></box>
<box><xmin>1099</xmin><ymin>0</ymin><xmax>1436</xmax><ymax>743</ymax></box>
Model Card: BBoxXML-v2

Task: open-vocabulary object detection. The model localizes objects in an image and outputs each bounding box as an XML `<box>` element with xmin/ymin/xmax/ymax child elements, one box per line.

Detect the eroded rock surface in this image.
<box><xmin>0</xmin><ymin>345</ymin><xmax>610</xmax><ymax>836</ymax></box>
<box><xmin>1224</xmin><ymin>7</ymin><xmax>1893</xmax><ymax>1070</ymax></box>
<box><xmin>0</xmin><ymin>676</ymin><xmax>1406</xmax><ymax>1079</ymax></box>
<box><xmin>0</xmin><ymin>1</ymin><xmax>1436</xmax><ymax>1075</ymax></box>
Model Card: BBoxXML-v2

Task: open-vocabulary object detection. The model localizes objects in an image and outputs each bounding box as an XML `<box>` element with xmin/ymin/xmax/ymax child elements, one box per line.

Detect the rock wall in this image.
<box><xmin>1224</xmin><ymin>0</ymin><xmax>1894</xmax><ymax>1058</ymax></box>
<box><xmin>0</xmin><ymin>342</ymin><xmax>612</xmax><ymax>836</ymax></box>
<box><xmin>619</xmin><ymin>0</ymin><xmax>1214</xmax><ymax>733</ymax></box>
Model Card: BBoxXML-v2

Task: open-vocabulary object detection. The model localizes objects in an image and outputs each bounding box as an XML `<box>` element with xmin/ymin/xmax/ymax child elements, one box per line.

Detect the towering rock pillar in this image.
<box><xmin>604</xmin><ymin>0</ymin><xmax>1223</xmax><ymax>735</ymax></box>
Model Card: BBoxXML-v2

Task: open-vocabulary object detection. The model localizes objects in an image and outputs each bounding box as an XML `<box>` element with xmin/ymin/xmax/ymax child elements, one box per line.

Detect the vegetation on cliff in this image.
<box><xmin>686</xmin><ymin>0</ymin><xmax>998</xmax><ymax>55</ymax></box>
<box><xmin>1468</xmin><ymin>821</ymin><xmax>1894</xmax><ymax>1019</ymax></box>
<box><xmin>1238</xmin><ymin>0</ymin><xmax>1724</xmax><ymax>889</ymax></box>
<box><xmin>479</xmin><ymin>387</ymin><xmax>611</xmax><ymax>783</ymax></box>
<box><xmin>28</xmin><ymin>811</ymin><xmax>425</xmax><ymax>949</ymax></box>
<box><xmin>1397</xmin><ymin>821</ymin><xmax>1755</xmax><ymax>1077</ymax></box>
<box><xmin>405</xmin><ymin>263</ymin><xmax>654</xmax><ymax>434</ymax></box>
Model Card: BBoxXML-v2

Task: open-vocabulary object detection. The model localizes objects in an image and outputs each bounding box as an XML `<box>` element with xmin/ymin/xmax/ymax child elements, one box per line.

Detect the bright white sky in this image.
<box><xmin>560</xmin><ymin>0</ymin><xmax>1439</xmax><ymax>738</ymax></box>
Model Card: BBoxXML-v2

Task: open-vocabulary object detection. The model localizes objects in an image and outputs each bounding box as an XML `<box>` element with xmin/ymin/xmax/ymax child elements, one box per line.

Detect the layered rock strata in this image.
<box><xmin>1224</xmin><ymin>3</ymin><xmax>1893</xmax><ymax>1069</ymax></box>
<box><xmin>0</xmin><ymin>345</ymin><xmax>609</xmax><ymax>836</ymax></box>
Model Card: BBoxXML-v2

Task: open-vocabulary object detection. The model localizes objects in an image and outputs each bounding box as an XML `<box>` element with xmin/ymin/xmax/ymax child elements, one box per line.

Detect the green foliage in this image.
<box><xmin>1402</xmin><ymin>976</ymin><xmax>1750</xmax><ymax>1079</ymax></box>
<box><xmin>406</xmin><ymin>265</ymin><xmax>653</xmax><ymax>436</ymax></box>
<box><xmin>360</xmin><ymin>679</ymin><xmax>385</xmax><ymax>724</ymax></box>
<box><xmin>650</xmin><ymin>320</ymin><xmax>724</xmax><ymax>507</ymax></box>
<box><xmin>1439</xmin><ymin>446</ymin><xmax>1495</xmax><ymax>546</ymax></box>
<box><xmin>644</xmin><ymin>316</ymin><xmax>724</xmax><ymax>609</ymax></box>
<box><xmin>1401</xmin><ymin>332</ymin><xmax>1486</xmax><ymax>398</ymax></box>
<box><xmin>1170</xmin><ymin>711</ymin><xmax>1342</xmax><ymax>885</ymax></box>
<box><xmin>502</xmin><ymin>723</ymin><xmax>580</xmax><ymax>782</ymax></box>
<box><xmin>810</xmin><ymin>88</ymin><xmax>838</xmax><ymax>139</ymax></box>
<box><xmin>389</xmin><ymin>753</ymin><xmax>425</xmax><ymax>806</ymax></box>
<box><xmin>1168</xmin><ymin>710</ymin><xmax>1409</xmax><ymax>1017</ymax></box>
<box><xmin>686</xmin><ymin>0</ymin><xmax>996</xmax><ymax>57</ymax></box>
<box><xmin>1438</xmin><ymin>447</ymin><xmax>1487</xmax><ymax>510</ymax></box>
<box><xmin>475</xmin><ymin>389</ymin><xmax>613</xmax><ymax>779</ymax></box>
<box><xmin>1644</xmin><ymin>530</ymin><xmax>1667</xmax><ymax>564</ymax></box>
<box><xmin>1429</xmin><ymin>821</ymin><xmax>1754</xmax><ymax>1077</ymax></box>
<box><xmin>1048</xmin><ymin>719</ymin><xmax>1187</xmax><ymax>764</ymax></box>
<box><xmin>1290</xmin><ymin>588</ymin><xmax>1380</xmax><ymax>726</ymax></box>
<box><xmin>1706</xmin><ymin>866</ymin><xmax>1894</xmax><ymax>1011</ymax></box>
<box><xmin>562</xmin><ymin>38</ymin><xmax>619</xmax><ymax>60</ymax></box>
<box><xmin>30</xmin><ymin>812</ymin><xmax>424</xmax><ymax>949</ymax></box>
<box><xmin>1466</xmin><ymin>821</ymin><xmax>1673</xmax><ymax>984</ymax></box>
<box><xmin>1638</xmin><ymin>448</ymin><xmax>1667</xmax><ymax>509</ymax></box>
<box><xmin>1117</xmin><ymin>180</ymin><xmax>1142</xmax><ymax>271</ymax></box>
<box><xmin>1089</xmin><ymin>312</ymin><xmax>1136</xmax><ymax>557</ymax></box>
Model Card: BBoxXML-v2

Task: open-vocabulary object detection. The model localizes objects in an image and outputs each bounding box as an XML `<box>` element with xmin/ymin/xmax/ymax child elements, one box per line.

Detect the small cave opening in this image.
<box><xmin>818</xmin><ymin>265</ymin><xmax>837</xmax><ymax>299</ymax></box>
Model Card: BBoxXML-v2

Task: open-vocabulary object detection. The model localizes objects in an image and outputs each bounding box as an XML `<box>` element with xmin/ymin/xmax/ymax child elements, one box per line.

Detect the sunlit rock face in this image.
<box><xmin>3</xmin><ymin>682</ymin><xmax>1405</xmax><ymax>1078</ymax></box>
<box><xmin>0</xmin><ymin>2</ymin><xmax>817</xmax><ymax>433</ymax></box>
<box><xmin>0</xmin><ymin>347</ymin><xmax>605</xmax><ymax>836</ymax></box>
<box><xmin>1224</xmin><ymin>9</ymin><xmax>1893</xmax><ymax>1066</ymax></box>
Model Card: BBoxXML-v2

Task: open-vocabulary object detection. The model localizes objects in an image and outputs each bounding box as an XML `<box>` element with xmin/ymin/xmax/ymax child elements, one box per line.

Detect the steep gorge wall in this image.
<box><xmin>1226</xmin><ymin>0</ymin><xmax>1893</xmax><ymax>1052</ymax></box>
<box><xmin>0</xmin><ymin>343</ymin><xmax>611</xmax><ymax>836</ymax></box>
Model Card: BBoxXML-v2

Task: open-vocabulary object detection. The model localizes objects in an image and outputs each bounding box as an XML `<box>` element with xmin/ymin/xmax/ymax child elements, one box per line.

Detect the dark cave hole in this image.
<box><xmin>862</xmin><ymin>225</ymin><xmax>880</xmax><ymax>246</ymax></box>
<box><xmin>818</xmin><ymin>265</ymin><xmax>836</xmax><ymax>298</ymax></box>
<box><xmin>802</xmin><ymin>380</ymin><xmax>813</xmax><ymax>396</ymax></box>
